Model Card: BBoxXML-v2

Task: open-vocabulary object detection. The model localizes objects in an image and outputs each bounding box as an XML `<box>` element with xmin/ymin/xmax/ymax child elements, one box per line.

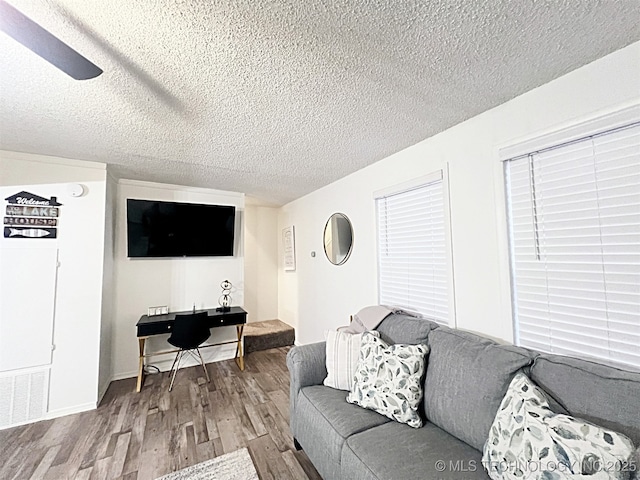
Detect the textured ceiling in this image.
<box><xmin>1</xmin><ymin>1</ymin><xmax>639</xmax><ymax>206</ymax></box>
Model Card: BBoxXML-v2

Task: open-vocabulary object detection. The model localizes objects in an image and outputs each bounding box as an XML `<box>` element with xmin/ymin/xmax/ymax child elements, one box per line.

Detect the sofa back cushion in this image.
<box><xmin>530</xmin><ymin>354</ymin><xmax>640</xmax><ymax>446</ymax></box>
<box><xmin>375</xmin><ymin>313</ymin><xmax>438</xmax><ymax>345</ymax></box>
<box><xmin>423</xmin><ymin>327</ymin><xmax>533</xmax><ymax>451</ymax></box>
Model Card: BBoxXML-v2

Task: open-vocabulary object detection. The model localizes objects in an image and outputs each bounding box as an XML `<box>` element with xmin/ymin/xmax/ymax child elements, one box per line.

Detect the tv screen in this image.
<box><xmin>127</xmin><ymin>199</ymin><xmax>235</xmax><ymax>257</ymax></box>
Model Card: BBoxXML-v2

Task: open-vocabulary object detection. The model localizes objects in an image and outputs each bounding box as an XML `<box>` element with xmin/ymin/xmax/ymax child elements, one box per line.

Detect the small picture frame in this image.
<box><xmin>283</xmin><ymin>225</ymin><xmax>296</xmax><ymax>271</ymax></box>
<box><xmin>148</xmin><ymin>306</ymin><xmax>169</xmax><ymax>316</ymax></box>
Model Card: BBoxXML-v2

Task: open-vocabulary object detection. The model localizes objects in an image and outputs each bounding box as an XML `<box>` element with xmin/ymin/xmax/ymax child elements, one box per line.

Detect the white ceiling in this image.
<box><xmin>1</xmin><ymin>1</ymin><xmax>639</xmax><ymax>206</ymax></box>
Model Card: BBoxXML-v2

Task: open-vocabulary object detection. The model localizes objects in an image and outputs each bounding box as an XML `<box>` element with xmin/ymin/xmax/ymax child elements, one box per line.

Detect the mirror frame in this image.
<box><xmin>323</xmin><ymin>213</ymin><xmax>354</xmax><ymax>266</ymax></box>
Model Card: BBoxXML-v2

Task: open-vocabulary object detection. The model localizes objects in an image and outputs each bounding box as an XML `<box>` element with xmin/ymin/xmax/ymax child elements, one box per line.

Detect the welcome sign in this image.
<box><xmin>3</xmin><ymin>191</ymin><xmax>62</xmax><ymax>239</ymax></box>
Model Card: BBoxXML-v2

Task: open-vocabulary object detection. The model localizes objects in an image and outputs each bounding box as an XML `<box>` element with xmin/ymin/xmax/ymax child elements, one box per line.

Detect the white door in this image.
<box><xmin>0</xmin><ymin>246</ymin><xmax>58</xmax><ymax>372</ymax></box>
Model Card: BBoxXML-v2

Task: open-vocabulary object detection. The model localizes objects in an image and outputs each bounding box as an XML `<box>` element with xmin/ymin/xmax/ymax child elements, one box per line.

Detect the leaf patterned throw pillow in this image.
<box><xmin>483</xmin><ymin>373</ymin><xmax>636</xmax><ymax>480</ymax></box>
<box><xmin>346</xmin><ymin>331</ymin><xmax>428</xmax><ymax>428</ymax></box>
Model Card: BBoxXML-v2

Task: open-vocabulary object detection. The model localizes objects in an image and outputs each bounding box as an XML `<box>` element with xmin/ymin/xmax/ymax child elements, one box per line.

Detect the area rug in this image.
<box><xmin>156</xmin><ymin>447</ymin><xmax>259</xmax><ymax>480</ymax></box>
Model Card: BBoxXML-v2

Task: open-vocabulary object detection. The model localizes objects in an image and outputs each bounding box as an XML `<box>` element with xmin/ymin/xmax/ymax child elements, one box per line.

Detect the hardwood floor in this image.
<box><xmin>0</xmin><ymin>347</ymin><xmax>322</xmax><ymax>480</ymax></box>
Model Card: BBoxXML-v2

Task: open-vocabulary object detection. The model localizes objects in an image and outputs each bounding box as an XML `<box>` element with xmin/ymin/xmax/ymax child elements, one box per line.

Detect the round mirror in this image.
<box><xmin>323</xmin><ymin>213</ymin><xmax>353</xmax><ymax>265</ymax></box>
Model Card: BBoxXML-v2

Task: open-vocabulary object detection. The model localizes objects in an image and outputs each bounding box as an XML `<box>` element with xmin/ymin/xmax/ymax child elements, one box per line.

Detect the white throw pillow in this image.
<box><xmin>483</xmin><ymin>373</ymin><xmax>636</xmax><ymax>480</ymax></box>
<box><xmin>346</xmin><ymin>331</ymin><xmax>428</xmax><ymax>428</ymax></box>
<box><xmin>324</xmin><ymin>329</ymin><xmax>379</xmax><ymax>391</ymax></box>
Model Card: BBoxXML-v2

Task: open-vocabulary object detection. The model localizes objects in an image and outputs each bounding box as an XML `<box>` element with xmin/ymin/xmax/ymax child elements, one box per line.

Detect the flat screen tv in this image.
<box><xmin>127</xmin><ymin>199</ymin><xmax>235</xmax><ymax>257</ymax></box>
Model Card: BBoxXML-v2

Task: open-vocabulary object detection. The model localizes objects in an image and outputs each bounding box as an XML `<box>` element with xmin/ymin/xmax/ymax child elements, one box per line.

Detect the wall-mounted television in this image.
<box><xmin>126</xmin><ymin>199</ymin><xmax>235</xmax><ymax>258</ymax></box>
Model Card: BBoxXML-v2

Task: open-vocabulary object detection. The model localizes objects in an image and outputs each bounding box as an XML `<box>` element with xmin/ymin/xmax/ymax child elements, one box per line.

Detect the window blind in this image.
<box><xmin>505</xmin><ymin>122</ymin><xmax>640</xmax><ymax>369</ymax></box>
<box><xmin>376</xmin><ymin>177</ymin><xmax>449</xmax><ymax>324</ymax></box>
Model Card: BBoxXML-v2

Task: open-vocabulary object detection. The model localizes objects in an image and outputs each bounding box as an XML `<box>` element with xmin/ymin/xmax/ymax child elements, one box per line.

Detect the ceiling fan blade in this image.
<box><xmin>0</xmin><ymin>0</ymin><xmax>102</xmax><ymax>80</ymax></box>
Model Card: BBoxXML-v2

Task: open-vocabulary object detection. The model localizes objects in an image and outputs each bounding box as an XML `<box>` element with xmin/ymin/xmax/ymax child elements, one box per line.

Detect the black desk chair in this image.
<box><xmin>167</xmin><ymin>312</ymin><xmax>211</xmax><ymax>391</ymax></box>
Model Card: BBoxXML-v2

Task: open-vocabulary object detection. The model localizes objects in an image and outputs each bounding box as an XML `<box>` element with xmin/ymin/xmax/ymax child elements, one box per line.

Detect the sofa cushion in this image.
<box><xmin>483</xmin><ymin>373</ymin><xmax>635</xmax><ymax>480</ymax></box>
<box><xmin>376</xmin><ymin>313</ymin><xmax>438</xmax><ymax>345</ymax></box>
<box><xmin>341</xmin><ymin>421</ymin><xmax>489</xmax><ymax>480</ymax></box>
<box><xmin>530</xmin><ymin>353</ymin><xmax>640</xmax><ymax>446</ymax></box>
<box><xmin>347</xmin><ymin>332</ymin><xmax>428</xmax><ymax>428</ymax></box>
<box><xmin>294</xmin><ymin>385</ymin><xmax>390</xmax><ymax>478</ymax></box>
<box><xmin>424</xmin><ymin>327</ymin><xmax>533</xmax><ymax>451</ymax></box>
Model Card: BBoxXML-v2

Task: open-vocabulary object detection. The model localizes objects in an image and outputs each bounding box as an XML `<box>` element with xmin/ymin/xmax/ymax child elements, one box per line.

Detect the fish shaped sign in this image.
<box><xmin>4</xmin><ymin>227</ymin><xmax>57</xmax><ymax>239</ymax></box>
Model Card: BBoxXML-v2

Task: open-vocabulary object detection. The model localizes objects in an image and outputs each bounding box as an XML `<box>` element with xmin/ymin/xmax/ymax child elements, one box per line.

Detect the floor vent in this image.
<box><xmin>0</xmin><ymin>368</ymin><xmax>49</xmax><ymax>429</ymax></box>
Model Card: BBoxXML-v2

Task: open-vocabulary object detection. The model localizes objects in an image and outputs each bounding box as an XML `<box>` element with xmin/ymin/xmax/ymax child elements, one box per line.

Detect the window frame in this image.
<box><xmin>373</xmin><ymin>168</ymin><xmax>456</xmax><ymax>326</ymax></box>
<box><xmin>498</xmin><ymin>104</ymin><xmax>640</xmax><ymax>368</ymax></box>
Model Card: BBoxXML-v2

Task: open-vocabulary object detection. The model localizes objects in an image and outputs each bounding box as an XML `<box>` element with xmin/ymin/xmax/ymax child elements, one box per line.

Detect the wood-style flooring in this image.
<box><xmin>0</xmin><ymin>347</ymin><xmax>322</xmax><ymax>480</ymax></box>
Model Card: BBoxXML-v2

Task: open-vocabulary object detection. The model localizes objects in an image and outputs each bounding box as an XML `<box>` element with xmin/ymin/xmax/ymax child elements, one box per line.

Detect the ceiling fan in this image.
<box><xmin>0</xmin><ymin>0</ymin><xmax>102</xmax><ymax>80</ymax></box>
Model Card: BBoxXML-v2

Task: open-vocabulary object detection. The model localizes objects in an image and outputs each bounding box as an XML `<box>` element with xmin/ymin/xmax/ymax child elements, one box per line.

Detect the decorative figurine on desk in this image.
<box><xmin>217</xmin><ymin>279</ymin><xmax>232</xmax><ymax>312</ymax></box>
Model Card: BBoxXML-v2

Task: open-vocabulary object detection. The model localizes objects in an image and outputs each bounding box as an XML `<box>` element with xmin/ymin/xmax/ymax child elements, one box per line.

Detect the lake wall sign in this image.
<box><xmin>3</xmin><ymin>191</ymin><xmax>62</xmax><ymax>239</ymax></box>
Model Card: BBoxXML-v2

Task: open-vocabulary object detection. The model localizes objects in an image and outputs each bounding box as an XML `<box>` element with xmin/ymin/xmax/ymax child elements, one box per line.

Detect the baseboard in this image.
<box><xmin>45</xmin><ymin>402</ymin><xmax>96</xmax><ymax>421</ymax></box>
<box><xmin>97</xmin><ymin>378</ymin><xmax>111</xmax><ymax>405</ymax></box>
<box><xmin>148</xmin><ymin>345</ymin><xmax>237</xmax><ymax>373</ymax></box>
<box><xmin>0</xmin><ymin>415</ymin><xmax>58</xmax><ymax>431</ymax></box>
<box><xmin>111</xmin><ymin>370</ymin><xmax>138</xmax><ymax>382</ymax></box>
<box><xmin>110</xmin><ymin>344</ymin><xmax>238</xmax><ymax>382</ymax></box>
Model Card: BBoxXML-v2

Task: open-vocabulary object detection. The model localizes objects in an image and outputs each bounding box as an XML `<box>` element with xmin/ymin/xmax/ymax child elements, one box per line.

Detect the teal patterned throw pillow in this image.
<box><xmin>346</xmin><ymin>331</ymin><xmax>428</xmax><ymax>428</ymax></box>
<box><xmin>483</xmin><ymin>373</ymin><xmax>636</xmax><ymax>480</ymax></box>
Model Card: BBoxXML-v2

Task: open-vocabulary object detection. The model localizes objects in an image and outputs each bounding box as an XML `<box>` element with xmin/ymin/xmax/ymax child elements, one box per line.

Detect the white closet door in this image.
<box><xmin>0</xmin><ymin>246</ymin><xmax>58</xmax><ymax>372</ymax></box>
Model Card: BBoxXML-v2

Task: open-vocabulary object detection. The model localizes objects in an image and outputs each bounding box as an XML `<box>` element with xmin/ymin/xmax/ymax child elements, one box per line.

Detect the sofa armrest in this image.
<box><xmin>286</xmin><ymin>342</ymin><xmax>327</xmax><ymax>433</ymax></box>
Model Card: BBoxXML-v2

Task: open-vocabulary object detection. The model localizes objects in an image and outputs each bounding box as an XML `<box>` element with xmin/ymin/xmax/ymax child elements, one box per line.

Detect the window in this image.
<box><xmin>505</xmin><ymin>121</ymin><xmax>640</xmax><ymax>369</ymax></box>
<box><xmin>376</xmin><ymin>172</ymin><xmax>450</xmax><ymax>325</ymax></box>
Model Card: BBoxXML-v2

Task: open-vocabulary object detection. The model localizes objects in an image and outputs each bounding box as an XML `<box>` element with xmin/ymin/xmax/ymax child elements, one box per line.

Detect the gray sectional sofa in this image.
<box><xmin>286</xmin><ymin>313</ymin><xmax>640</xmax><ymax>480</ymax></box>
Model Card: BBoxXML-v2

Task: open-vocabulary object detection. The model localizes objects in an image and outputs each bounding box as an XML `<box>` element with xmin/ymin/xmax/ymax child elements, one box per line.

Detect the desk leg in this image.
<box><xmin>235</xmin><ymin>325</ymin><xmax>245</xmax><ymax>371</ymax></box>
<box><xmin>136</xmin><ymin>337</ymin><xmax>147</xmax><ymax>392</ymax></box>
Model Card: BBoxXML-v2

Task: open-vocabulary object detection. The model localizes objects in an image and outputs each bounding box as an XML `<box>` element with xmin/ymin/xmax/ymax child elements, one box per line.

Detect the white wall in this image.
<box><xmin>244</xmin><ymin>204</ymin><xmax>279</xmax><ymax>323</ymax></box>
<box><xmin>278</xmin><ymin>42</ymin><xmax>640</xmax><ymax>345</ymax></box>
<box><xmin>0</xmin><ymin>151</ymin><xmax>107</xmax><ymax>418</ymax></box>
<box><xmin>98</xmin><ymin>172</ymin><xmax>117</xmax><ymax>402</ymax></box>
<box><xmin>112</xmin><ymin>180</ymin><xmax>245</xmax><ymax>379</ymax></box>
